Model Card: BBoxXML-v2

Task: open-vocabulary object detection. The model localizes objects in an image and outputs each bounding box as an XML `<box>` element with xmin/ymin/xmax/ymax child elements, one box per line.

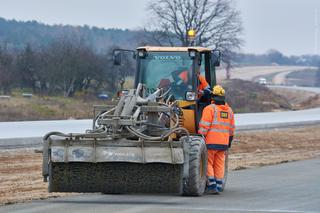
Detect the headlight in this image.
<box><xmin>189</xmin><ymin>50</ymin><xmax>196</xmax><ymax>58</ymax></box>
<box><xmin>185</xmin><ymin>91</ymin><xmax>196</xmax><ymax>101</ymax></box>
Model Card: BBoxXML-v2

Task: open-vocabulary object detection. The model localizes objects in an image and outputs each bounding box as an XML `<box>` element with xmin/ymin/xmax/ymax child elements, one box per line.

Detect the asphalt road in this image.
<box><xmin>1</xmin><ymin>158</ymin><xmax>319</xmax><ymax>213</ymax></box>
<box><xmin>268</xmin><ymin>85</ymin><xmax>320</xmax><ymax>94</ymax></box>
<box><xmin>0</xmin><ymin>119</ymin><xmax>92</xmax><ymax>139</ymax></box>
<box><xmin>1</xmin><ymin>106</ymin><xmax>320</xmax><ymax>148</ymax></box>
<box><xmin>236</xmin><ymin>107</ymin><xmax>320</xmax><ymax>131</ymax></box>
<box><xmin>216</xmin><ymin>66</ymin><xmax>314</xmax><ymax>81</ymax></box>
<box><xmin>0</xmin><ymin>107</ymin><xmax>319</xmax><ymax>137</ymax></box>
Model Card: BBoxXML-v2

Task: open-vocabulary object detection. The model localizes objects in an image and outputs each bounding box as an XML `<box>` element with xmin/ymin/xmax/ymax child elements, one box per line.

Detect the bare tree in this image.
<box><xmin>17</xmin><ymin>44</ymin><xmax>41</xmax><ymax>93</ymax></box>
<box><xmin>0</xmin><ymin>46</ymin><xmax>15</xmax><ymax>95</ymax></box>
<box><xmin>100</xmin><ymin>46</ymin><xmax>136</xmax><ymax>92</ymax></box>
<box><xmin>145</xmin><ymin>0</ymin><xmax>243</xmax><ymax>63</ymax></box>
<box><xmin>37</xmin><ymin>38</ymin><xmax>103</xmax><ymax>97</ymax></box>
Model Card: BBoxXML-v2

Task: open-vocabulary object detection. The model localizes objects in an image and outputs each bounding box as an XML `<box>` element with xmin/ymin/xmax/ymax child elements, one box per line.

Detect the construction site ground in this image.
<box><xmin>1</xmin><ymin>125</ymin><xmax>320</xmax><ymax>206</ymax></box>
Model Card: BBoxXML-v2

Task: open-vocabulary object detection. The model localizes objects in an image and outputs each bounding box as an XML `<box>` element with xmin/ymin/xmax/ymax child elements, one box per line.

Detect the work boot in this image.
<box><xmin>216</xmin><ymin>179</ymin><xmax>224</xmax><ymax>192</ymax></box>
<box><xmin>205</xmin><ymin>177</ymin><xmax>218</xmax><ymax>194</ymax></box>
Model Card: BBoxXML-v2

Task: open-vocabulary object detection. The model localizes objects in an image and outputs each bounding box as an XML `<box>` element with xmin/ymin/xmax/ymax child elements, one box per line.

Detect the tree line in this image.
<box><xmin>234</xmin><ymin>49</ymin><xmax>320</xmax><ymax>67</ymax></box>
<box><xmin>0</xmin><ymin>0</ymin><xmax>245</xmax><ymax>96</ymax></box>
<box><xmin>0</xmin><ymin>40</ymin><xmax>134</xmax><ymax>96</ymax></box>
<box><xmin>0</xmin><ymin>17</ymin><xmax>140</xmax><ymax>53</ymax></box>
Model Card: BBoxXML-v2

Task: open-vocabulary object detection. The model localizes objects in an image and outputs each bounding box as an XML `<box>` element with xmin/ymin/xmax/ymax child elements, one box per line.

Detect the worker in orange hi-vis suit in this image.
<box><xmin>198</xmin><ymin>85</ymin><xmax>235</xmax><ymax>193</ymax></box>
<box><xmin>177</xmin><ymin>68</ymin><xmax>211</xmax><ymax>96</ymax></box>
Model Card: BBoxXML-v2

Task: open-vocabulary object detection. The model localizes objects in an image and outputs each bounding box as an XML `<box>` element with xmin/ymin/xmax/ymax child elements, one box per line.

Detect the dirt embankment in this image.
<box><xmin>270</xmin><ymin>88</ymin><xmax>320</xmax><ymax>110</ymax></box>
<box><xmin>1</xmin><ymin>126</ymin><xmax>320</xmax><ymax>205</ymax></box>
<box><xmin>229</xmin><ymin>126</ymin><xmax>320</xmax><ymax>170</ymax></box>
<box><xmin>223</xmin><ymin>79</ymin><xmax>292</xmax><ymax>113</ymax></box>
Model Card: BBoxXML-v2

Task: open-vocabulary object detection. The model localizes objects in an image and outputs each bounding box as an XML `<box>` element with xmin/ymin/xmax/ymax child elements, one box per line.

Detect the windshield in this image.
<box><xmin>139</xmin><ymin>52</ymin><xmax>194</xmax><ymax>99</ymax></box>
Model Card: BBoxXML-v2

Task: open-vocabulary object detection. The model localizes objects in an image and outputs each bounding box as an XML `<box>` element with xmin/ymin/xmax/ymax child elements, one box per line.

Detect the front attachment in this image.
<box><xmin>42</xmin><ymin>85</ymin><xmax>192</xmax><ymax>195</ymax></box>
<box><xmin>44</xmin><ymin>138</ymin><xmax>185</xmax><ymax>194</ymax></box>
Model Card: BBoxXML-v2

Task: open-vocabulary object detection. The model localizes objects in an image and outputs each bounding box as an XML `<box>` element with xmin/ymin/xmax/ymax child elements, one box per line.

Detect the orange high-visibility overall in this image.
<box><xmin>198</xmin><ymin>103</ymin><xmax>235</xmax><ymax>180</ymax></box>
<box><xmin>178</xmin><ymin>71</ymin><xmax>209</xmax><ymax>92</ymax></box>
<box><xmin>197</xmin><ymin>75</ymin><xmax>209</xmax><ymax>92</ymax></box>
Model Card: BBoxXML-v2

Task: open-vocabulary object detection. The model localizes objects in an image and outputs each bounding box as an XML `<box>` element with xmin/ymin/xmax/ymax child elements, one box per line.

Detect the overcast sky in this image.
<box><xmin>0</xmin><ymin>0</ymin><xmax>320</xmax><ymax>56</ymax></box>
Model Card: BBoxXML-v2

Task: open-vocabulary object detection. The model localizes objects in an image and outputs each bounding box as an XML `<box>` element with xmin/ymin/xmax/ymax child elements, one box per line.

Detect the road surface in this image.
<box><xmin>1</xmin><ymin>158</ymin><xmax>319</xmax><ymax>213</ymax></box>
<box><xmin>0</xmin><ymin>107</ymin><xmax>319</xmax><ymax>136</ymax></box>
<box><xmin>1</xmin><ymin>107</ymin><xmax>320</xmax><ymax>148</ymax></box>
<box><xmin>216</xmin><ymin>66</ymin><xmax>314</xmax><ymax>81</ymax></box>
<box><xmin>268</xmin><ymin>85</ymin><xmax>320</xmax><ymax>94</ymax></box>
<box><xmin>236</xmin><ymin>107</ymin><xmax>320</xmax><ymax>130</ymax></box>
<box><xmin>272</xmin><ymin>70</ymin><xmax>294</xmax><ymax>85</ymax></box>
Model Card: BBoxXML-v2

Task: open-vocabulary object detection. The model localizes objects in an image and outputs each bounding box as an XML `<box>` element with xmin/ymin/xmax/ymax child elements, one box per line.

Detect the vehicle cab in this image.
<box><xmin>114</xmin><ymin>46</ymin><xmax>220</xmax><ymax>134</ymax></box>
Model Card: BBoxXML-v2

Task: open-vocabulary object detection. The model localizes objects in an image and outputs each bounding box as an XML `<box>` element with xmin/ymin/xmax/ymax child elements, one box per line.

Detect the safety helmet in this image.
<box><xmin>212</xmin><ymin>85</ymin><xmax>225</xmax><ymax>97</ymax></box>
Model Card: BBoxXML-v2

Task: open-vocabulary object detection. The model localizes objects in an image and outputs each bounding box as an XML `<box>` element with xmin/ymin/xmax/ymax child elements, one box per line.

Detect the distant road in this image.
<box><xmin>272</xmin><ymin>70</ymin><xmax>293</xmax><ymax>85</ymax></box>
<box><xmin>268</xmin><ymin>85</ymin><xmax>320</xmax><ymax>94</ymax></box>
<box><xmin>1</xmin><ymin>158</ymin><xmax>319</xmax><ymax>213</ymax></box>
<box><xmin>216</xmin><ymin>65</ymin><xmax>314</xmax><ymax>81</ymax></box>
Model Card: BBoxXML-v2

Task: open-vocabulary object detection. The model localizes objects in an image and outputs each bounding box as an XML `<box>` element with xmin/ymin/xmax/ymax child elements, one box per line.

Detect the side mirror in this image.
<box><xmin>113</xmin><ymin>51</ymin><xmax>122</xmax><ymax>66</ymax></box>
<box><xmin>211</xmin><ymin>50</ymin><xmax>221</xmax><ymax>67</ymax></box>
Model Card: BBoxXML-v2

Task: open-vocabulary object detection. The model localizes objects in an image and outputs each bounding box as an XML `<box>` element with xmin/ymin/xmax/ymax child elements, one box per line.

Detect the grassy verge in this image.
<box><xmin>0</xmin><ymin>95</ymin><xmax>108</xmax><ymax>122</ymax></box>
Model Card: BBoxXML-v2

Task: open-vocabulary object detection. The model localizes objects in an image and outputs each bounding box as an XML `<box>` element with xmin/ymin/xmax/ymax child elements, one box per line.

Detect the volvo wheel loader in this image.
<box><xmin>42</xmin><ymin>46</ymin><xmax>226</xmax><ymax>196</ymax></box>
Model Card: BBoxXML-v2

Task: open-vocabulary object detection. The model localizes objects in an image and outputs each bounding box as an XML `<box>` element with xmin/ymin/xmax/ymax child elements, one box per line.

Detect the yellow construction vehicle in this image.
<box><xmin>42</xmin><ymin>46</ymin><xmax>225</xmax><ymax>196</ymax></box>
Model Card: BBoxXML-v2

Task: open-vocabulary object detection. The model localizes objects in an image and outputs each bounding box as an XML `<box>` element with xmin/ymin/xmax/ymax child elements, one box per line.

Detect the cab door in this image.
<box><xmin>195</xmin><ymin>52</ymin><xmax>217</xmax><ymax>132</ymax></box>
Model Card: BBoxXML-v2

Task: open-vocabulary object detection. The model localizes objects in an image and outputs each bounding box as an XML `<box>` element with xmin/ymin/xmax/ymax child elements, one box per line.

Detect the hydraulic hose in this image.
<box><xmin>43</xmin><ymin>129</ymin><xmax>108</xmax><ymax>141</ymax></box>
<box><xmin>126</xmin><ymin>126</ymin><xmax>189</xmax><ymax>141</ymax></box>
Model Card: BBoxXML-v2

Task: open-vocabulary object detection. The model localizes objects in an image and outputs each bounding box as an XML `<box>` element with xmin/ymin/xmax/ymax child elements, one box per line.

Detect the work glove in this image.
<box><xmin>203</xmin><ymin>88</ymin><xmax>212</xmax><ymax>96</ymax></box>
<box><xmin>198</xmin><ymin>89</ymin><xmax>204</xmax><ymax>95</ymax></box>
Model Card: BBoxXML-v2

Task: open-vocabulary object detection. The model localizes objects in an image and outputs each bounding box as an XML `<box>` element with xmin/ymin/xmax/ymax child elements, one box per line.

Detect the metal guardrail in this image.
<box><xmin>0</xmin><ymin>95</ymin><xmax>11</xmax><ymax>100</ymax></box>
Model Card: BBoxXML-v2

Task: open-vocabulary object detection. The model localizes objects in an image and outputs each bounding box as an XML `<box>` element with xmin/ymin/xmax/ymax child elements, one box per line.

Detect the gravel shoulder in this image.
<box><xmin>1</xmin><ymin>125</ymin><xmax>320</xmax><ymax>205</ymax></box>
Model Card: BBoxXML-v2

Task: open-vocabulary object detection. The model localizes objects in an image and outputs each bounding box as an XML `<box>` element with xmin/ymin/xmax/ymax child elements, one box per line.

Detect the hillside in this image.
<box><xmin>223</xmin><ymin>79</ymin><xmax>292</xmax><ymax>113</ymax></box>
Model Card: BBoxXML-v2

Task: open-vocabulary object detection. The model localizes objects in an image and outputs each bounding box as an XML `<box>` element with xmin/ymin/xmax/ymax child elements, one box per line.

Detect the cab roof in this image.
<box><xmin>137</xmin><ymin>46</ymin><xmax>212</xmax><ymax>53</ymax></box>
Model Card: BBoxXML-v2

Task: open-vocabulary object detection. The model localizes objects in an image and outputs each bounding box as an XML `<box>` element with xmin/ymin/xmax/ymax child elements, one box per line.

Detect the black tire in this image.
<box><xmin>183</xmin><ymin>136</ymin><xmax>208</xmax><ymax>196</ymax></box>
<box><xmin>221</xmin><ymin>150</ymin><xmax>228</xmax><ymax>191</ymax></box>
